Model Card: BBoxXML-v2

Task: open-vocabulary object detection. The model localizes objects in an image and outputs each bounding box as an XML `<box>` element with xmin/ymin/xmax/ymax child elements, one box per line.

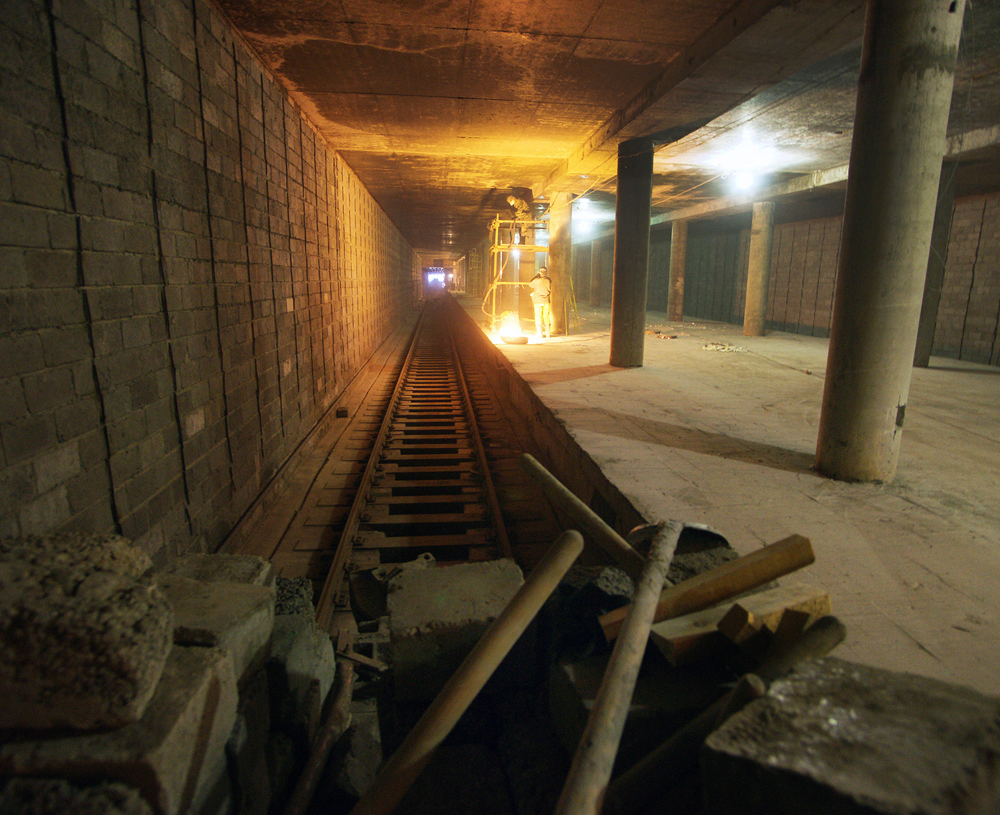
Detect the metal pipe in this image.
<box><xmin>520</xmin><ymin>453</ymin><xmax>645</xmax><ymax>579</ymax></box>
<box><xmin>350</xmin><ymin>530</ymin><xmax>585</xmax><ymax>815</ymax></box>
<box><xmin>554</xmin><ymin>520</ymin><xmax>683</xmax><ymax>815</ymax></box>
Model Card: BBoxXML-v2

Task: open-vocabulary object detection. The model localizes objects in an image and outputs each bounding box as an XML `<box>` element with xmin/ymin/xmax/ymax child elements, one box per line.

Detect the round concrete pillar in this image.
<box><xmin>913</xmin><ymin>160</ymin><xmax>957</xmax><ymax>368</ymax></box>
<box><xmin>610</xmin><ymin>138</ymin><xmax>654</xmax><ymax>368</ymax></box>
<box><xmin>548</xmin><ymin>192</ymin><xmax>572</xmax><ymax>335</ymax></box>
<box><xmin>667</xmin><ymin>219</ymin><xmax>687</xmax><ymax>322</ymax></box>
<box><xmin>816</xmin><ymin>0</ymin><xmax>966</xmax><ymax>482</ymax></box>
<box><xmin>589</xmin><ymin>239</ymin><xmax>602</xmax><ymax>307</ymax></box>
<box><xmin>743</xmin><ymin>202</ymin><xmax>774</xmax><ymax>337</ymax></box>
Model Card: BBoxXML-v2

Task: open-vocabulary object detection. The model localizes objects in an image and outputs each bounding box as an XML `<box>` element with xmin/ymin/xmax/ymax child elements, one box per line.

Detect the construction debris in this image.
<box><xmin>704</xmin><ymin>657</ymin><xmax>1000</xmax><ymax>814</ymax></box>
<box><xmin>0</xmin><ymin>534</ymin><xmax>173</xmax><ymax>730</ymax></box>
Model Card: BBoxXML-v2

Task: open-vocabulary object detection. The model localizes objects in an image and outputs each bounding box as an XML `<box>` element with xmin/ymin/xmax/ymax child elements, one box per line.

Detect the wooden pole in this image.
<box><xmin>555</xmin><ymin>521</ymin><xmax>683</xmax><ymax>815</ymax></box>
<box><xmin>520</xmin><ymin>453</ymin><xmax>645</xmax><ymax>579</ymax></box>
<box><xmin>283</xmin><ymin>661</ymin><xmax>355</xmax><ymax>815</ymax></box>
<box><xmin>599</xmin><ymin>535</ymin><xmax>815</xmax><ymax>641</ymax></box>
<box><xmin>350</xmin><ymin>530</ymin><xmax>584</xmax><ymax>815</ymax></box>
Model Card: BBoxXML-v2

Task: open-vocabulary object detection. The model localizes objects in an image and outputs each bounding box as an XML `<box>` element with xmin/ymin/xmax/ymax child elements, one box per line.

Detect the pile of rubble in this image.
<box><xmin>0</xmin><ymin>535</ymin><xmax>336</xmax><ymax>815</ymax></box>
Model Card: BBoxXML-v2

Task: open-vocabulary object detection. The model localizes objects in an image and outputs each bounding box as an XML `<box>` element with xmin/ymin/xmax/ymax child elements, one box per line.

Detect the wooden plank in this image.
<box><xmin>364</xmin><ymin>507</ymin><xmax>490</xmax><ymax>523</ymax></box>
<box><xmin>354</xmin><ymin>530</ymin><xmax>492</xmax><ymax>549</ymax></box>
<box><xmin>600</xmin><ymin>535</ymin><xmax>816</xmax><ymax>641</ymax></box>
<box><xmin>718</xmin><ymin>583</ymin><xmax>832</xmax><ymax>645</ymax></box>
<box><xmin>271</xmin><ymin>550</ymin><xmax>334</xmax><ymax>579</ymax></box>
<box><xmin>649</xmin><ymin>581</ymin><xmax>830</xmax><ymax>665</ymax></box>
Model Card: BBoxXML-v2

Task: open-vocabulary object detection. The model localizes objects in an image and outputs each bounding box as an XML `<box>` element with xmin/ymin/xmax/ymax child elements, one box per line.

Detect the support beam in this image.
<box><xmin>914</xmin><ymin>160</ymin><xmax>958</xmax><ymax>368</ymax></box>
<box><xmin>610</xmin><ymin>138</ymin><xmax>654</xmax><ymax>368</ymax></box>
<box><xmin>667</xmin><ymin>220</ymin><xmax>688</xmax><ymax>322</ymax></box>
<box><xmin>743</xmin><ymin>202</ymin><xmax>775</xmax><ymax>337</ymax></box>
<box><xmin>816</xmin><ymin>0</ymin><xmax>967</xmax><ymax>482</ymax></box>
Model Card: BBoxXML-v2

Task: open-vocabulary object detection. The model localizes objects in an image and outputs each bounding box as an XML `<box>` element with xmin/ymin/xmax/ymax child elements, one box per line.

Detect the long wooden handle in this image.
<box><xmin>555</xmin><ymin>521</ymin><xmax>683</xmax><ymax>815</ymax></box>
<box><xmin>520</xmin><ymin>453</ymin><xmax>645</xmax><ymax>579</ymax></box>
<box><xmin>600</xmin><ymin>534</ymin><xmax>815</xmax><ymax>641</ymax></box>
<box><xmin>350</xmin><ymin>530</ymin><xmax>584</xmax><ymax>815</ymax></box>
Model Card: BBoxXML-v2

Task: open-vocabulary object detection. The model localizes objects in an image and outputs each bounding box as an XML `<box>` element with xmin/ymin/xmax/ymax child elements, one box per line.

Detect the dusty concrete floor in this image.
<box><xmin>465</xmin><ymin>296</ymin><xmax>1000</xmax><ymax>697</ymax></box>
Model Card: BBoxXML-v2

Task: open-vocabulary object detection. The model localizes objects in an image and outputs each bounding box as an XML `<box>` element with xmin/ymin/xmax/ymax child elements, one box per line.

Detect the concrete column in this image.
<box><xmin>548</xmin><ymin>192</ymin><xmax>573</xmax><ymax>336</ymax></box>
<box><xmin>913</xmin><ymin>160</ymin><xmax>957</xmax><ymax>368</ymax></box>
<box><xmin>610</xmin><ymin>138</ymin><xmax>654</xmax><ymax>368</ymax></box>
<box><xmin>743</xmin><ymin>202</ymin><xmax>775</xmax><ymax>337</ymax></box>
<box><xmin>589</xmin><ymin>240</ymin><xmax>602</xmax><ymax>307</ymax></box>
<box><xmin>816</xmin><ymin>0</ymin><xmax>966</xmax><ymax>482</ymax></box>
<box><xmin>667</xmin><ymin>219</ymin><xmax>687</xmax><ymax>322</ymax></box>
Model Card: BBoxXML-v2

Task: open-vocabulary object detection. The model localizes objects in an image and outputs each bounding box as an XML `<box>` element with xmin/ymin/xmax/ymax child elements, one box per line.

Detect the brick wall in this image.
<box><xmin>669</xmin><ymin>195</ymin><xmax>999</xmax><ymax>364</ymax></box>
<box><xmin>0</xmin><ymin>0</ymin><xmax>416</xmax><ymax>558</ymax></box>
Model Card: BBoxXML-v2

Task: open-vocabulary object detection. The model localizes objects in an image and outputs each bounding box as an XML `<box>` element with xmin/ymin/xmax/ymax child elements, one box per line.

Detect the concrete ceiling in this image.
<box><xmin>216</xmin><ymin>0</ymin><xmax>1000</xmax><ymax>260</ymax></box>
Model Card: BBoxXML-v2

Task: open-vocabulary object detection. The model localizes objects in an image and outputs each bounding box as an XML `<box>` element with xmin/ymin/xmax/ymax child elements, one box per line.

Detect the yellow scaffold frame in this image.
<box><xmin>482</xmin><ymin>215</ymin><xmax>548</xmax><ymax>331</ymax></box>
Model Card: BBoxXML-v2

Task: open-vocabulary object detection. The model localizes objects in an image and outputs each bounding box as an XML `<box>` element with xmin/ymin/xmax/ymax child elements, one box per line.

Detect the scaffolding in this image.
<box><xmin>482</xmin><ymin>215</ymin><xmax>548</xmax><ymax>332</ymax></box>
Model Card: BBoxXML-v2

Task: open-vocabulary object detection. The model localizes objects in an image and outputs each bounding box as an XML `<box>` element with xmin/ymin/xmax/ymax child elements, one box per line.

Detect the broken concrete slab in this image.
<box><xmin>0</xmin><ymin>645</ymin><xmax>238</xmax><ymax>815</ymax></box>
<box><xmin>160</xmin><ymin>553</ymin><xmax>274</xmax><ymax>589</ymax></box>
<box><xmin>703</xmin><ymin>657</ymin><xmax>1000</xmax><ymax>814</ymax></box>
<box><xmin>0</xmin><ymin>778</ymin><xmax>154</xmax><ymax>815</ymax></box>
<box><xmin>156</xmin><ymin>573</ymin><xmax>275</xmax><ymax>685</ymax></box>
<box><xmin>0</xmin><ymin>534</ymin><xmax>173</xmax><ymax>730</ymax></box>
<box><xmin>269</xmin><ymin>613</ymin><xmax>336</xmax><ymax>743</ymax></box>
<box><xmin>387</xmin><ymin>559</ymin><xmax>524</xmax><ymax>701</ymax></box>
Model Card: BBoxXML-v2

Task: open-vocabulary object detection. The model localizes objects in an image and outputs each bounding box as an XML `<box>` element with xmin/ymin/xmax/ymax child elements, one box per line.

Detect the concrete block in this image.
<box><xmin>387</xmin><ymin>559</ymin><xmax>524</xmax><ymax>701</ymax></box>
<box><xmin>269</xmin><ymin>613</ymin><xmax>336</xmax><ymax>742</ymax></box>
<box><xmin>156</xmin><ymin>573</ymin><xmax>274</xmax><ymax>685</ymax></box>
<box><xmin>703</xmin><ymin>657</ymin><xmax>1000</xmax><ymax>815</ymax></box>
<box><xmin>0</xmin><ymin>534</ymin><xmax>173</xmax><ymax>730</ymax></box>
<box><xmin>0</xmin><ymin>645</ymin><xmax>238</xmax><ymax>815</ymax></box>
<box><xmin>228</xmin><ymin>670</ymin><xmax>271</xmax><ymax>815</ymax></box>
<box><xmin>0</xmin><ymin>778</ymin><xmax>154</xmax><ymax>815</ymax></box>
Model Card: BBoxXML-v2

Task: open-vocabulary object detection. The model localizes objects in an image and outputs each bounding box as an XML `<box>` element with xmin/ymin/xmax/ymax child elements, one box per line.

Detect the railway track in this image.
<box><xmin>299</xmin><ymin>296</ymin><xmax>549</xmax><ymax>631</ymax></box>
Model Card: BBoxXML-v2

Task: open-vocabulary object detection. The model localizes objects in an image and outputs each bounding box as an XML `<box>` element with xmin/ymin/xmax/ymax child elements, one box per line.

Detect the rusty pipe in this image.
<box><xmin>350</xmin><ymin>529</ymin><xmax>585</xmax><ymax>815</ymax></box>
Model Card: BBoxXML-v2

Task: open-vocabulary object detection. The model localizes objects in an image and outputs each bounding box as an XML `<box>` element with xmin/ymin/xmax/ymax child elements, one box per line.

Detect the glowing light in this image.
<box><xmin>501</xmin><ymin>312</ymin><xmax>522</xmax><ymax>335</ymax></box>
<box><xmin>735</xmin><ymin>172</ymin><xmax>755</xmax><ymax>190</ymax></box>
<box><xmin>575</xmin><ymin>219</ymin><xmax>592</xmax><ymax>234</ymax></box>
<box><xmin>577</xmin><ymin>198</ymin><xmax>590</xmax><ymax>209</ymax></box>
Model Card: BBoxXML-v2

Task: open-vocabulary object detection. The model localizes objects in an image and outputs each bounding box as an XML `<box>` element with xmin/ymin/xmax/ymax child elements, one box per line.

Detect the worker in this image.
<box><xmin>506</xmin><ymin>195</ymin><xmax>531</xmax><ymax>221</ymax></box>
<box><xmin>527</xmin><ymin>266</ymin><xmax>553</xmax><ymax>339</ymax></box>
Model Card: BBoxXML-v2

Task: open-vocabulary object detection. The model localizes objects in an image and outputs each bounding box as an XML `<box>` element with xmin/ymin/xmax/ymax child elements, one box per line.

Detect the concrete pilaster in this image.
<box><xmin>610</xmin><ymin>138</ymin><xmax>654</xmax><ymax>368</ymax></box>
<box><xmin>914</xmin><ymin>160</ymin><xmax>958</xmax><ymax>368</ymax></box>
<box><xmin>667</xmin><ymin>219</ymin><xmax>688</xmax><ymax>322</ymax></box>
<box><xmin>743</xmin><ymin>202</ymin><xmax>775</xmax><ymax>337</ymax></box>
<box><xmin>816</xmin><ymin>0</ymin><xmax>966</xmax><ymax>482</ymax></box>
<box><xmin>548</xmin><ymin>192</ymin><xmax>573</xmax><ymax>335</ymax></box>
<box><xmin>589</xmin><ymin>240</ymin><xmax>602</xmax><ymax>307</ymax></box>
